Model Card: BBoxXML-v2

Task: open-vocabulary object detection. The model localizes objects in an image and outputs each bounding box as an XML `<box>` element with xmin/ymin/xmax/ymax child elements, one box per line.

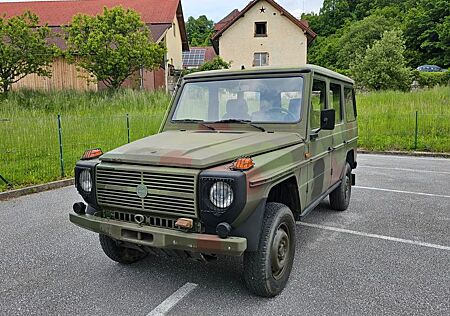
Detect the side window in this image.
<box><xmin>253</xmin><ymin>52</ymin><xmax>269</xmax><ymax>66</ymax></box>
<box><xmin>310</xmin><ymin>79</ymin><xmax>326</xmax><ymax>129</ymax></box>
<box><xmin>344</xmin><ymin>87</ymin><xmax>356</xmax><ymax>122</ymax></box>
<box><xmin>329</xmin><ymin>83</ymin><xmax>343</xmax><ymax>123</ymax></box>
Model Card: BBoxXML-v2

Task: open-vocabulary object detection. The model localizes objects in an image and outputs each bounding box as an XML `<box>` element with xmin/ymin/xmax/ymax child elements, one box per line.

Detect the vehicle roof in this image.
<box><xmin>184</xmin><ymin>64</ymin><xmax>355</xmax><ymax>84</ymax></box>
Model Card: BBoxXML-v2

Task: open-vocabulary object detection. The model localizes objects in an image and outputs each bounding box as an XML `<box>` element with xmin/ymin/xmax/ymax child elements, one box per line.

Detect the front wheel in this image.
<box><xmin>99</xmin><ymin>234</ymin><xmax>147</xmax><ymax>264</ymax></box>
<box><xmin>243</xmin><ymin>203</ymin><xmax>296</xmax><ymax>297</ymax></box>
<box><xmin>329</xmin><ymin>163</ymin><xmax>352</xmax><ymax>211</ymax></box>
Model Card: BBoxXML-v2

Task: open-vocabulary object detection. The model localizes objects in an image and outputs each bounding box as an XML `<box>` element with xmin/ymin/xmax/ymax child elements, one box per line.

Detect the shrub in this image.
<box><xmin>413</xmin><ymin>71</ymin><xmax>450</xmax><ymax>87</ymax></box>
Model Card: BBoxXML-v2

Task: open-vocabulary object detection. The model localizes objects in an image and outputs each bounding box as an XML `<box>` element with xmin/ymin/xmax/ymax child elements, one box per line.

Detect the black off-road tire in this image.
<box><xmin>243</xmin><ymin>203</ymin><xmax>296</xmax><ymax>297</ymax></box>
<box><xmin>99</xmin><ymin>234</ymin><xmax>147</xmax><ymax>264</ymax></box>
<box><xmin>329</xmin><ymin>163</ymin><xmax>352</xmax><ymax>211</ymax></box>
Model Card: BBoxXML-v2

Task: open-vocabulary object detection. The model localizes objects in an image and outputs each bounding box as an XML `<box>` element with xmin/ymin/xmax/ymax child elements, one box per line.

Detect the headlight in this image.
<box><xmin>79</xmin><ymin>170</ymin><xmax>92</xmax><ymax>193</ymax></box>
<box><xmin>209</xmin><ymin>181</ymin><xmax>234</xmax><ymax>209</ymax></box>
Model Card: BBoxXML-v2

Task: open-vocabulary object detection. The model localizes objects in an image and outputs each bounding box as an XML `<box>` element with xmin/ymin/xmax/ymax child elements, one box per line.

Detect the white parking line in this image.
<box><xmin>355</xmin><ymin>186</ymin><xmax>450</xmax><ymax>199</ymax></box>
<box><xmin>360</xmin><ymin>154</ymin><xmax>450</xmax><ymax>162</ymax></box>
<box><xmin>361</xmin><ymin>165</ymin><xmax>450</xmax><ymax>175</ymax></box>
<box><xmin>147</xmin><ymin>282</ymin><xmax>198</xmax><ymax>316</ymax></box>
<box><xmin>298</xmin><ymin>222</ymin><xmax>450</xmax><ymax>251</ymax></box>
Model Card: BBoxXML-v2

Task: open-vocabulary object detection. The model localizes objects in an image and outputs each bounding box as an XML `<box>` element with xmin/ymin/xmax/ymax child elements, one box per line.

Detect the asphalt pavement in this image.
<box><xmin>1</xmin><ymin>154</ymin><xmax>449</xmax><ymax>316</ymax></box>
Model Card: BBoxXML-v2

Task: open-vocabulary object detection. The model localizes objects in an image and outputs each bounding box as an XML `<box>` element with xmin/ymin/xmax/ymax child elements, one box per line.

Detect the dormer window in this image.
<box><xmin>255</xmin><ymin>22</ymin><xmax>267</xmax><ymax>37</ymax></box>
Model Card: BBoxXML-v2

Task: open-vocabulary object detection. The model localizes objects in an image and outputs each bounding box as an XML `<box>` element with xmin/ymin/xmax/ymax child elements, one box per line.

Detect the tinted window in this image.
<box><xmin>329</xmin><ymin>83</ymin><xmax>343</xmax><ymax>123</ymax></box>
<box><xmin>310</xmin><ymin>79</ymin><xmax>326</xmax><ymax>129</ymax></box>
<box><xmin>344</xmin><ymin>87</ymin><xmax>356</xmax><ymax>122</ymax></box>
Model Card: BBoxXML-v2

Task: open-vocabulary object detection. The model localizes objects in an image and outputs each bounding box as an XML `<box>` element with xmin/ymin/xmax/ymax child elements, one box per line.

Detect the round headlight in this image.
<box><xmin>79</xmin><ymin>170</ymin><xmax>92</xmax><ymax>193</ymax></box>
<box><xmin>209</xmin><ymin>181</ymin><xmax>234</xmax><ymax>209</ymax></box>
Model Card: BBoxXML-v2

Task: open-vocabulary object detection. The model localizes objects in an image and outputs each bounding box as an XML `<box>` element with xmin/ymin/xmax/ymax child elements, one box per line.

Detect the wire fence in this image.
<box><xmin>1</xmin><ymin>112</ymin><xmax>449</xmax><ymax>191</ymax></box>
<box><xmin>0</xmin><ymin>113</ymin><xmax>164</xmax><ymax>191</ymax></box>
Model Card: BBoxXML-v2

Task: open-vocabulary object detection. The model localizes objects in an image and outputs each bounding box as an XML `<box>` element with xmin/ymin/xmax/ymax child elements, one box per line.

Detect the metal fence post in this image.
<box><xmin>126</xmin><ymin>113</ymin><xmax>131</xmax><ymax>143</ymax></box>
<box><xmin>57</xmin><ymin>114</ymin><xmax>65</xmax><ymax>178</ymax></box>
<box><xmin>414</xmin><ymin>111</ymin><xmax>419</xmax><ymax>151</ymax></box>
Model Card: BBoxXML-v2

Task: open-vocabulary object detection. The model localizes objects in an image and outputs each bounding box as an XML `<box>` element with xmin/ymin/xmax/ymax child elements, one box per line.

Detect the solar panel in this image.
<box><xmin>183</xmin><ymin>48</ymin><xmax>207</xmax><ymax>67</ymax></box>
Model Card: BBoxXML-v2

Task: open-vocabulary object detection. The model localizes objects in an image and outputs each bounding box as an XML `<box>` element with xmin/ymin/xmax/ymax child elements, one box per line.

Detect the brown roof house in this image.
<box><xmin>0</xmin><ymin>0</ymin><xmax>189</xmax><ymax>91</ymax></box>
<box><xmin>212</xmin><ymin>0</ymin><xmax>316</xmax><ymax>70</ymax></box>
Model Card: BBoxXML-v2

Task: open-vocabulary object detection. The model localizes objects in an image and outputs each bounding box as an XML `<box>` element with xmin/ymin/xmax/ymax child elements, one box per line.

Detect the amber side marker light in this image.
<box><xmin>81</xmin><ymin>148</ymin><xmax>103</xmax><ymax>160</ymax></box>
<box><xmin>231</xmin><ymin>157</ymin><xmax>254</xmax><ymax>171</ymax></box>
<box><xmin>176</xmin><ymin>218</ymin><xmax>193</xmax><ymax>229</ymax></box>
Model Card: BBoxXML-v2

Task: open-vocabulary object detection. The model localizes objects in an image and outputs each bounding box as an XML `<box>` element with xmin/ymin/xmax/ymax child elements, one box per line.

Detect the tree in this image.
<box><xmin>403</xmin><ymin>0</ymin><xmax>450</xmax><ymax>68</ymax></box>
<box><xmin>65</xmin><ymin>7</ymin><xmax>166</xmax><ymax>89</ymax></box>
<box><xmin>0</xmin><ymin>11</ymin><xmax>58</xmax><ymax>94</ymax></box>
<box><xmin>185</xmin><ymin>15</ymin><xmax>214</xmax><ymax>46</ymax></box>
<box><xmin>350</xmin><ymin>30</ymin><xmax>412</xmax><ymax>91</ymax></box>
<box><xmin>199</xmin><ymin>56</ymin><xmax>231</xmax><ymax>71</ymax></box>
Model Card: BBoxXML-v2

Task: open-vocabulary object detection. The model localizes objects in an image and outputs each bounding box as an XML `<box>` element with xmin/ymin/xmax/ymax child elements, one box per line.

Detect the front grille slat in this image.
<box><xmin>96</xmin><ymin>166</ymin><xmax>197</xmax><ymax>218</ymax></box>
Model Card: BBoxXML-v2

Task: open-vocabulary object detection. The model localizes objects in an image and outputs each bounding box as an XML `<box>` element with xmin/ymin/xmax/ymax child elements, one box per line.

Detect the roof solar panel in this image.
<box><xmin>183</xmin><ymin>48</ymin><xmax>207</xmax><ymax>67</ymax></box>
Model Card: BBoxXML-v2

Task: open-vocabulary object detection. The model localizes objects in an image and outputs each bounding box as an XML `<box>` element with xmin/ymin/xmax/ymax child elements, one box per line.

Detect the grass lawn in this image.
<box><xmin>0</xmin><ymin>86</ymin><xmax>449</xmax><ymax>191</ymax></box>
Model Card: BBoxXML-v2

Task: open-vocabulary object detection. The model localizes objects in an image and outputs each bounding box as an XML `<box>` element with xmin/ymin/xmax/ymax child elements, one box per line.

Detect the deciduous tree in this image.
<box><xmin>0</xmin><ymin>11</ymin><xmax>58</xmax><ymax>94</ymax></box>
<box><xmin>186</xmin><ymin>15</ymin><xmax>214</xmax><ymax>47</ymax></box>
<box><xmin>350</xmin><ymin>30</ymin><xmax>412</xmax><ymax>91</ymax></box>
<box><xmin>65</xmin><ymin>7</ymin><xmax>166</xmax><ymax>89</ymax></box>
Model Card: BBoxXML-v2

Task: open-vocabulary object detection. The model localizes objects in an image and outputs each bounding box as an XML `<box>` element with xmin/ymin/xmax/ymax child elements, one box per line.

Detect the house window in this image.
<box><xmin>254</xmin><ymin>52</ymin><xmax>269</xmax><ymax>67</ymax></box>
<box><xmin>255</xmin><ymin>22</ymin><xmax>267</xmax><ymax>37</ymax></box>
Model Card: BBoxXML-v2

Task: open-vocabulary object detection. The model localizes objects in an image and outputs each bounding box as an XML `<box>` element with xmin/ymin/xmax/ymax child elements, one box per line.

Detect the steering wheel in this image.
<box><xmin>266</xmin><ymin>107</ymin><xmax>296</xmax><ymax>121</ymax></box>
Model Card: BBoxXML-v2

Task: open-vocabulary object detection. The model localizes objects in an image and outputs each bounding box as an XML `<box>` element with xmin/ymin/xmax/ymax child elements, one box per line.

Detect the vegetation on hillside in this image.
<box><xmin>185</xmin><ymin>15</ymin><xmax>215</xmax><ymax>46</ymax></box>
<box><xmin>303</xmin><ymin>0</ymin><xmax>450</xmax><ymax>90</ymax></box>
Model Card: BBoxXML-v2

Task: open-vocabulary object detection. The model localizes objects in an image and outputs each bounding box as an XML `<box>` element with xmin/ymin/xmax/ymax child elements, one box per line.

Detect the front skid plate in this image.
<box><xmin>69</xmin><ymin>213</ymin><xmax>247</xmax><ymax>256</ymax></box>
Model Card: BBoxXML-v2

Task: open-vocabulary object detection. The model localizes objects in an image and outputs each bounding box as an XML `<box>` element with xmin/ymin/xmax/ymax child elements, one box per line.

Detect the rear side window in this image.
<box><xmin>310</xmin><ymin>79</ymin><xmax>326</xmax><ymax>129</ymax></box>
<box><xmin>329</xmin><ymin>83</ymin><xmax>343</xmax><ymax>123</ymax></box>
<box><xmin>344</xmin><ymin>87</ymin><xmax>356</xmax><ymax>122</ymax></box>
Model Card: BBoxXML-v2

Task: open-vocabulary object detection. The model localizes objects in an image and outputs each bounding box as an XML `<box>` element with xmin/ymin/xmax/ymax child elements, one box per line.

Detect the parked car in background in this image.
<box><xmin>416</xmin><ymin>65</ymin><xmax>447</xmax><ymax>72</ymax></box>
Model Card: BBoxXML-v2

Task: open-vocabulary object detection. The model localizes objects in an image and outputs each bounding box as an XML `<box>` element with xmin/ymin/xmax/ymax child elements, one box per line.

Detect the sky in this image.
<box><xmin>0</xmin><ymin>0</ymin><xmax>325</xmax><ymax>21</ymax></box>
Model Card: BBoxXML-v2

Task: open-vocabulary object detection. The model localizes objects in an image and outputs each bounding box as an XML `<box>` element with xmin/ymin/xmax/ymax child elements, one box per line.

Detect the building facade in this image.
<box><xmin>212</xmin><ymin>0</ymin><xmax>316</xmax><ymax>70</ymax></box>
<box><xmin>0</xmin><ymin>0</ymin><xmax>189</xmax><ymax>92</ymax></box>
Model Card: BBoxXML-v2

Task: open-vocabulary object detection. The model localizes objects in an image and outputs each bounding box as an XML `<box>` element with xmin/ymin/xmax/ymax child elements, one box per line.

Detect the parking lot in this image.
<box><xmin>1</xmin><ymin>153</ymin><xmax>449</xmax><ymax>316</ymax></box>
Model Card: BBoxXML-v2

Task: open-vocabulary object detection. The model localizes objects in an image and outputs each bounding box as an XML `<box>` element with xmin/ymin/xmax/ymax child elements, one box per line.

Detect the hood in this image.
<box><xmin>100</xmin><ymin>130</ymin><xmax>303</xmax><ymax>169</ymax></box>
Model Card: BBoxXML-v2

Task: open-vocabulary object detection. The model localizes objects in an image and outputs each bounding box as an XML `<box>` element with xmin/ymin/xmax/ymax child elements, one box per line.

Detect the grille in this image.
<box><xmin>96</xmin><ymin>166</ymin><xmax>197</xmax><ymax>218</ymax></box>
<box><xmin>112</xmin><ymin>211</ymin><xmax>176</xmax><ymax>229</ymax></box>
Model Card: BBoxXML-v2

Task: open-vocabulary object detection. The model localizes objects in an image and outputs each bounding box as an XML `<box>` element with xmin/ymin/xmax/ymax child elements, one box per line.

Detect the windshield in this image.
<box><xmin>172</xmin><ymin>76</ymin><xmax>303</xmax><ymax>123</ymax></box>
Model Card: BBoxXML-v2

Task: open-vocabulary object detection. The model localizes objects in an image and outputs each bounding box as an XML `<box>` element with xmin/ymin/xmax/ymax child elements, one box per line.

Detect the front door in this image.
<box><xmin>306</xmin><ymin>77</ymin><xmax>333</xmax><ymax>206</ymax></box>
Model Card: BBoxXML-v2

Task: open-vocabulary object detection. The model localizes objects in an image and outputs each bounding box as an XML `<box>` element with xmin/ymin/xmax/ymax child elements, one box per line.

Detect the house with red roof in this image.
<box><xmin>0</xmin><ymin>0</ymin><xmax>189</xmax><ymax>91</ymax></box>
<box><xmin>212</xmin><ymin>0</ymin><xmax>316</xmax><ymax>70</ymax></box>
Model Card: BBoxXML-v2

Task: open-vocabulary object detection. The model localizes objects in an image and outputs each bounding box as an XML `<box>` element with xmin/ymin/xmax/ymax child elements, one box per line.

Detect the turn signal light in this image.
<box><xmin>232</xmin><ymin>157</ymin><xmax>254</xmax><ymax>171</ymax></box>
<box><xmin>176</xmin><ymin>218</ymin><xmax>193</xmax><ymax>229</ymax></box>
<box><xmin>81</xmin><ymin>148</ymin><xmax>103</xmax><ymax>160</ymax></box>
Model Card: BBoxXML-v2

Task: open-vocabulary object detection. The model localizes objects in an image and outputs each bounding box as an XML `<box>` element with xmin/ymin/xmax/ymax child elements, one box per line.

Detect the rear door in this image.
<box><xmin>329</xmin><ymin>81</ymin><xmax>346</xmax><ymax>184</ymax></box>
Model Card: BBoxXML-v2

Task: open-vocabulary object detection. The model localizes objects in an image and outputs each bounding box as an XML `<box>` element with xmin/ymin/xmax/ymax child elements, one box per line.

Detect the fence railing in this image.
<box><xmin>1</xmin><ymin>112</ymin><xmax>449</xmax><ymax>191</ymax></box>
<box><xmin>0</xmin><ymin>113</ymin><xmax>164</xmax><ymax>191</ymax></box>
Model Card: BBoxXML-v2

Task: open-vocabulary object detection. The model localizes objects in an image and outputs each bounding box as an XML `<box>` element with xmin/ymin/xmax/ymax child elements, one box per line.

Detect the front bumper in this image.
<box><xmin>69</xmin><ymin>213</ymin><xmax>247</xmax><ymax>256</ymax></box>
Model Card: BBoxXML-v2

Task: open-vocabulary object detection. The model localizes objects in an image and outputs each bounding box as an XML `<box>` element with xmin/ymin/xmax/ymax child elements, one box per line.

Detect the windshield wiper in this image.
<box><xmin>214</xmin><ymin>119</ymin><xmax>266</xmax><ymax>132</ymax></box>
<box><xmin>172</xmin><ymin>119</ymin><xmax>215</xmax><ymax>131</ymax></box>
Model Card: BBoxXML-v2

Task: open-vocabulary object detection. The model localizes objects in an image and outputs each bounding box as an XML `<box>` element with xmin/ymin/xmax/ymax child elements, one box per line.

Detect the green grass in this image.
<box><xmin>357</xmin><ymin>86</ymin><xmax>450</xmax><ymax>152</ymax></box>
<box><xmin>0</xmin><ymin>89</ymin><xmax>170</xmax><ymax>191</ymax></box>
<box><xmin>0</xmin><ymin>86</ymin><xmax>449</xmax><ymax>192</ymax></box>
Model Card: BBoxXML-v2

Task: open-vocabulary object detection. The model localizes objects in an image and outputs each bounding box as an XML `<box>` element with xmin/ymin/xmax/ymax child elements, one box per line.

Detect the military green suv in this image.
<box><xmin>70</xmin><ymin>65</ymin><xmax>358</xmax><ymax>297</ymax></box>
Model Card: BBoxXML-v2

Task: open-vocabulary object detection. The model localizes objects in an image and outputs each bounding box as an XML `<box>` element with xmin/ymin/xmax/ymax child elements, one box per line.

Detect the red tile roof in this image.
<box><xmin>0</xmin><ymin>0</ymin><xmax>180</xmax><ymax>26</ymax></box>
<box><xmin>214</xmin><ymin>9</ymin><xmax>240</xmax><ymax>32</ymax></box>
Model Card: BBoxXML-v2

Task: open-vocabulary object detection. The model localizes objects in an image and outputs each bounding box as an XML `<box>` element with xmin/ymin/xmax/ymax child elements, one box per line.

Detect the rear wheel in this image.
<box><xmin>99</xmin><ymin>234</ymin><xmax>147</xmax><ymax>264</ymax></box>
<box><xmin>329</xmin><ymin>163</ymin><xmax>352</xmax><ymax>211</ymax></box>
<box><xmin>243</xmin><ymin>203</ymin><xmax>296</xmax><ymax>297</ymax></box>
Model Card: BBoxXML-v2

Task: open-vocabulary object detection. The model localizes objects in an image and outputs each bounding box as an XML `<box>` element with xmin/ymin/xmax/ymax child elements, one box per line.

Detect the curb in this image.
<box><xmin>358</xmin><ymin>150</ymin><xmax>450</xmax><ymax>159</ymax></box>
<box><xmin>0</xmin><ymin>178</ymin><xmax>74</xmax><ymax>201</ymax></box>
<box><xmin>1</xmin><ymin>150</ymin><xmax>449</xmax><ymax>201</ymax></box>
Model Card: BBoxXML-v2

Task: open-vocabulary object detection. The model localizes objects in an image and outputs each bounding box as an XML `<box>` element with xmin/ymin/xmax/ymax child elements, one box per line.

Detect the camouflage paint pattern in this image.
<box><xmin>71</xmin><ymin>65</ymin><xmax>358</xmax><ymax>256</ymax></box>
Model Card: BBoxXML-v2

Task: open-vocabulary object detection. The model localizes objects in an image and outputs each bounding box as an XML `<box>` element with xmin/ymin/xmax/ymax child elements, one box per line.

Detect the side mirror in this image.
<box><xmin>320</xmin><ymin>109</ymin><xmax>335</xmax><ymax>131</ymax></box>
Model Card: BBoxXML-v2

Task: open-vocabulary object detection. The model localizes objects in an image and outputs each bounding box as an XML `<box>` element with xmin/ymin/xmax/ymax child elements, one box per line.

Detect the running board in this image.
<box><xmin>299</xmin><ymin>180</ymin><xmax>342</xmax><ymax>220</ymax></box>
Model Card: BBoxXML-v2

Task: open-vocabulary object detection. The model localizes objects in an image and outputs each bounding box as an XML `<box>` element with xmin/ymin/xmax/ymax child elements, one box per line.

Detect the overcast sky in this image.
<box><xmin>0</xmin><ymin>0</ymin><xmax>324</xmax><ymax>21</ymax></box>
